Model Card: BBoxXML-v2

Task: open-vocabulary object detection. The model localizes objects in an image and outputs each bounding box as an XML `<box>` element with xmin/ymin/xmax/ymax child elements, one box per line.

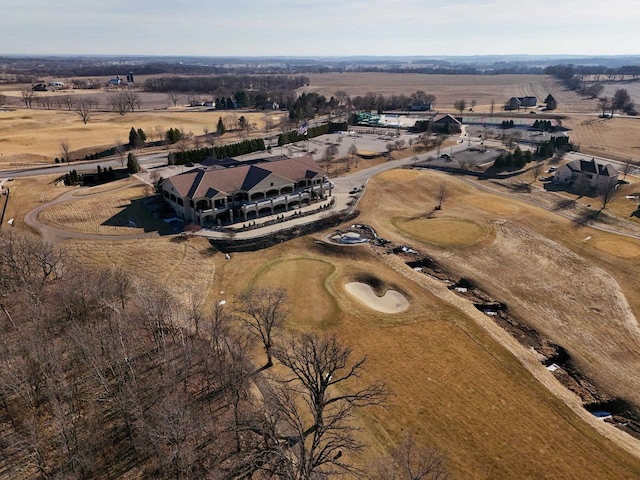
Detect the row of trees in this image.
<box><xmin>18</xmin><ymin>89</ymin><xmax>144</xmax><ymax>122</ymax></box>
<box><xmin>168</xmin><ymin>138</ymin><xmax>266</xmax><ymax>165</ymax></box>
<box><xmin>350</xmin><ymin>90</ymin><xmax>437</xmax><ymax>113</ymax></box>
<box><xmin>0</xmin><ymin>230</ymin><xmax>446</xmax><ymax>479</ymax></box>
<box><xmin>546</xmin><ymin>66</ymin><xmax>636</xmax><ymax>115</ymax></box>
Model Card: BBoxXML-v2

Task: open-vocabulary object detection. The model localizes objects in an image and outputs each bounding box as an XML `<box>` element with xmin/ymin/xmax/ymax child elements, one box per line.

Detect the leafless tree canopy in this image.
<box><xmin>110</xmin><ymin>91</ymin><xmax>141</xmax><ymax>116</ymax></box>
<box><xmin>235</xmin><ymin>287</ymin><xmax>288</xmax><ymax>368</ymax></box>
<box><xmin>435</xmin><ymin>182</ymin><xmax>449</xmax><ymax>210</ymax></box>
<box><xmin>73</xmin><ymin>97</ymin><xmax>97</xmax><ymax>124</ymax></box>
<box><xmin>0</xmin><ymin>232</ymin><xmax>440</xmax><ymax>480</ymax></box>
<box><xmin>600</xmin><ymin>181</ymin><xmax>619</xmax><ymax>210</ymax></box>
<box><xmin>372</xmin><ymin>434</ymin><xmax>449</xmax><ymax>480</ymax></box>
<box><xmin>263</xmin><ymin>333</ymin><xmax>386</xmax><ymax>479</ymax></box>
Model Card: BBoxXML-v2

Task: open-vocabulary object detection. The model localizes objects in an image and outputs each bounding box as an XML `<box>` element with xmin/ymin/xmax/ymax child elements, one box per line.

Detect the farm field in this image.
<box><xmin>8</xmin><ymin>161</ymin><xmax>640</xmax><ymax>478</ymax></box>
<box><xmin>299</xmin><ymin>72</ymin><xmax>598</xmax><ymax>113</ymax></box>
<box><xmin>563</xmin><ymin>115</ymin><xmax>640</xmax><ymax>162</ymax></box>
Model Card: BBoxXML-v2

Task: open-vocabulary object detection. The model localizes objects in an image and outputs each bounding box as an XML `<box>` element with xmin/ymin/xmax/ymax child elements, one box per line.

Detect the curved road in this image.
<box><xmin>24</xmin><ymin>184</ymin><xmax>162</xmax><ymax>244</ymax></box>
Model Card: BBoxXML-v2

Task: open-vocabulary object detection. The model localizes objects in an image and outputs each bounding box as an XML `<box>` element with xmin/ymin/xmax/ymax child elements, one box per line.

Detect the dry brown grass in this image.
<box><xmin>0</xmin><ymin>108</ymin><xmax>279</xmax><ymax>167</ymax></box>
<box><xmin>38</xmin><ymin>181</ymin><xmax>163</xmax><ymax>235</ymax></box>
<box><xmin>41</xmin><ymin>166</ymin><xmax>640</xmax><ymax>478</ymax></box>
<box><xmin>204</xmin><ymin>234</ymin><xmax>640</xmax><ymax>479</ymax></box>
<box><xmin>1</xmin><ymin>174</ymin><xmax>73</xmax><ymax>232</ymax></box>
<box><xmin>358</xmin><ymin>170</ymin><xmax>640</xmax><ymax>410</ymax></box>
<box><xmin>564</xmin><ymin>115</ymin><xmax>640</xmax><ymax>162</ymax></box>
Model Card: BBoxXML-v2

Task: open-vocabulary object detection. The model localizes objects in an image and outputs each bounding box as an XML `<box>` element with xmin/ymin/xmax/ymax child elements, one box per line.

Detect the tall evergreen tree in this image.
<box><xmin>128</xmin><ymin>127</ymin><xmax>139</xmax><ymax>148</ymax></box>
<box><xmin>127</xmin><ymin>152</ymin><xmax>140</xmax><ymax>174</ymax></box>
<box><xmin>217</xmin><ymin>117</ymin><xmax>226</xmax><ymax>136</ymax></box>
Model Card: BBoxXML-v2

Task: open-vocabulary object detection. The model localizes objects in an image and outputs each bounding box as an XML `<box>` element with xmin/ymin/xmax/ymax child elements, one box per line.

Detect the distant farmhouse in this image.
<box><xmin>544</xmin><ymin>94</ymin><xmax>557</xmax><ymax>111</ymax></box>
<box><xmin>554</xmin><ymin>158</ymin><xmax>618</xmax><ymax>192</ymax></box>
<box><xmin>161</xmin><ymin>155</ymin><xmax>330</xmax><ymax>226</ymax></box>
<box><xmin>505</xmin><ymin>96</ymin><xmax>537</xmax><ymax>111</ymax></box>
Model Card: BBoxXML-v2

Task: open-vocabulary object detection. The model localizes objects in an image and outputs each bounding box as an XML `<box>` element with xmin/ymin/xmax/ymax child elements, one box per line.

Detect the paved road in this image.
<box><xmin>0</xmin><ymin>152</ymin><xmax>168</xmax><ymax>179</ymax></box>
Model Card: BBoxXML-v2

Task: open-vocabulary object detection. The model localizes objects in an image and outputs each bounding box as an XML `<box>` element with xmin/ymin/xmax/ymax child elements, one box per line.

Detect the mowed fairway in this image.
<box><xmin>358</xmin><ymin>169</ymin><xmax>640</xmax><ymax>412</ymax></box>
<box><xmin>198</xmin><ymin>234</ymin><xmax>640</xmax><ymax>479</ymax></box>
<box><xmin>251</xmin><ymin>257</ymin><xmax>340</xmax><ymax>330</ymax></box>
<box><xmin>393</xmin><ymin>216</ymin><xmax>488</xmax><ymax>247</ymax></box>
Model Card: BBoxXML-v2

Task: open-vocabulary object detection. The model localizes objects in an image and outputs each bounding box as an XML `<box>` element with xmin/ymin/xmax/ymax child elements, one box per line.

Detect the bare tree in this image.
<box><xmin>490</xmin><ymin>99</ymin><xmax>496</xmax><ymax>116</ymax></box>
<box><xmin>73</xmin><ymin>97</ymin><xmax>95</xmax><ymax>124</ymax></box>
<box><xmin>60</xmin><ymin>139</ymin><xmax>71</xmax><ymax>163</ymax></box>
<box><xmin>435</xmin><ymin>182</ymin><xmax>448</xmax><ymax>210</ymax></box>
<box><xmin>0</xmin><ymin>92</ymin><xmax>6</xmax><ymax>107</ymax></box>
<box><xmin>598</xmin><ymin>96</ymin><xmax>610</xmax><ymax>117</ymax></box>
<box><xmin>21</xmin><ymin>88</ymin><xmax>35</xmax><ymax>109</ymax></box>
<box><xmin>167</xmin><ymin>92</ymin><xmax>182</xmax><ymax>107</ymax></box>
<box><xmin>268</xmin><ymin>333</ymin><xmax>386</xmax><ymax>479</ymax></box>
<box><xmin>320</xmin><ymin>145</ymin><xmax>338</xmax><ymax>175</ymax></box>
<box><xmin>621</xmin><ymin>159</ymin><xmax>635</xmax><ymax>179</ymax></box>
<box><xmin>372</xmin><ymin>433</ymin><xmax>449</xmax><ymax>480</ymax></box>
<box><xmin>600</xmin><ymin>181</ymin><xmax>618</xmax><ymax>210</ymax></box>
<box><xmin>110</xmin><ymin>93</ymin><xmax>130</xmax><ymax>115</ymax></box>
<box><xmin>348</xmin><ymin>142</ymin><xmax>358</xmax><ymax>169</ymax></box>
<box><xmin>115</xmin><ymin>138</ymin><xmax>126</xmax><ymax>167</ymax></box>
<box><xmin>123</xmin><ymin>91</ymin><xmax>142</xmax><ymax>112</ymax></box>
<box><xmin>530</xmin><ymin>161</ymin><xmax>544</xmax><ymax>184</ymax></box>
<box><xmin>154</xmin><ymin>125</ymin><xmax>165</xmax><ymax>146</ymax></box>
<box><xmin>454</xmin><ymin>99</ymin><xmax>466</xmax><ymax>114</ymax></box>
<box><xmin>235</xmin><ymin>287</ymin><xmax>287</xmax><ymax>368</ymax></box>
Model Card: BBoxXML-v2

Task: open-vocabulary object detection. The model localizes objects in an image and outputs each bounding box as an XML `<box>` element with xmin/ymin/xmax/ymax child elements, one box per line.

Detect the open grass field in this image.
<box><xmin>251</xmin><ymin>257</ymin><xmax>341</xmax><ymax>331</ymax></box>
<box><xmin>563</xmin><ymin>115</ymin><xmax>640</xmax><ymax>162</ymax></box>
<box><xmin>38</xmin><ymin>181</ymin><xmax>166</xmax><ymax>235</ymax></box>
<box><xmin>0</xmin><ymin>107</ymin><xmax>279</xmax><ymax>167</ymax></box>
<box><xmin>8</xmin><ymin>162</ymin><xmax>640</xmax><ymax>477</ymax></box>
<box><xmin>1</xmin><ymin>174</ymin><xmax>73</xmax><ymax>231</ymax></box>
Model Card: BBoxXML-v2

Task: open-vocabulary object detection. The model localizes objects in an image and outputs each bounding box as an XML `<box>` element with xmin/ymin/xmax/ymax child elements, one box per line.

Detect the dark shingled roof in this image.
<box><xmin>566</xmin><ymin>158</ymin><xmax>618</xmax><ymax>177</ymax></box>
<box><xmin>166</xmin><ymin>155</ymin><xmax>324</xmax><ymax>199</ymax></box>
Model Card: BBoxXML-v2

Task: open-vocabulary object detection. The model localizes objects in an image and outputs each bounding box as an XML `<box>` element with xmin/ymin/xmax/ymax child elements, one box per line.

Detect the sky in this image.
<box><xmin>2</xmin><ymin>0</ymin><xmax>639</xmax><ymax>57</ymax></box>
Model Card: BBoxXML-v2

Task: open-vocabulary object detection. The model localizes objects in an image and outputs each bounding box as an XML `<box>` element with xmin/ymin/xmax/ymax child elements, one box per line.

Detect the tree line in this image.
<box><xmin>145</xmin><ymin>74</ymin><xmax>308</xmax><ymax>95</ymax></box>
<box><xmin>168</xmin><ymin>138</ymin><xmax>267</xmax><ymax>165</ymax></box>
<box><xmin>546</xmin><ymin>64</ymin><xmax>637</xmax><ymax>115</ymax></box>
<box><xmin>0</xmin><ymin>230</ymin><xmax>447</xmax><ymax>479</ymax></box>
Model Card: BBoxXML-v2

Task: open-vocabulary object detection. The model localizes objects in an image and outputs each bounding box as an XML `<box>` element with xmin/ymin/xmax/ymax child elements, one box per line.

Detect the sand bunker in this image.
<box><xmin>345</xmin><ymin>282</ymin><xmax>409</xmax><ymax>313</ymax></box>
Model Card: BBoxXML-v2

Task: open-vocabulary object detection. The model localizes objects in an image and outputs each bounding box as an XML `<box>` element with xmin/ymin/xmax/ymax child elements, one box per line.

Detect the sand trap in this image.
<box><xmin>345</xmin><ymin>282</ymin><xmax>409</xmax><ymax>313</ymax></box>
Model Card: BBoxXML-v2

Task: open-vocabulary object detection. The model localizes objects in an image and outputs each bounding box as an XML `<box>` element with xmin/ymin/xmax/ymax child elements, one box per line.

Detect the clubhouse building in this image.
<box><xmin>161</xmin><ymin>155</ymin><xmax>331</xmax><ymax>226</ymax></box>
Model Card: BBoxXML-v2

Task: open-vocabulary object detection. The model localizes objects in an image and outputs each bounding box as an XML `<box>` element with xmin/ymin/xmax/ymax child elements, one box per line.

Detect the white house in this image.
<box><xmin>554</xmin><ymin>158</ymin><xmax>618</xmax><ymax>191</ymax></box>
